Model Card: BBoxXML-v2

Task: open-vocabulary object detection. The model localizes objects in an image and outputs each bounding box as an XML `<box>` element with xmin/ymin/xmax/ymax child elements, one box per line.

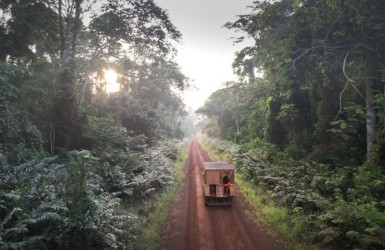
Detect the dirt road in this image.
<box><xmin>160</xmin><ymin>139</ymin><xmax>288</xmax><ymax>250</ymax></box>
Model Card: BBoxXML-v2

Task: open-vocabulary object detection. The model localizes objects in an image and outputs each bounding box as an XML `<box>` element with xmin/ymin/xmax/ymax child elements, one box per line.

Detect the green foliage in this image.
<box><xmin>220</xmin><ymin>0</ymin><xmax>385</xmax><ymax>164</ymax></box>
<box><xmin>205</xmin><ymin>137</ymin><xmax>385</xmax><ymax>249</ymax></box>
<box><xmin>0</xmin><ymin>1</ymin><xmax>60</xmax><ymax>62</ymax></box>
<box><xmin>0</xmin><ymin>62</ymin><xmax>44</xmax><ymax>165</ymax></box>
<box><xmin>90</xmin><ymin>57</ymin><xmax>188</xmax><ymax>143</ymax></box>
<box><xmin>92</xmin><ymin>0</ymin><xmax>181</xmax><ymax>55</ymax></box>
<box><xmin>1</xmin><ymin>0</ymin><xmax>188</xmax><ymax>151</ymax></box>
<box><xmin>0</xmin><ymin>136</ymin><xmax>186</xmax><ymax>249</ymax></box>
<box><xmin>1</xmin><ymin>50</ymin><xmax>186</xmax><ymax>249</ymax></box>
<box><xmin>0</xmin><ymin>0</ymin><xmax>189</xmax><ymax>249</ymax></box>
<box><xmin>86</xmin><ymin>115</ymin><xmax>129</xmax><ymax>149</ymax></box>
<box><xmin>137</xmin><ymin>141</ymin><xmax>187</xmax><ymax>250</ymax></box>
<box><xmin>0</xmin><ymin>157</ymin><xmax>66</xmax><ymax>249</ymax></box>
<box><xmin>64</xmin><ymin>151</ymin><xmax>98</xmax><ymax>248</ymax></box>
<box><xmin>317</xmin><ymin>199</ymin><xmax>385</xmax><ymax>248</ymax></box>
<box><xmin>197</xmin><ymin>87</ymin><xmax>230</xmax><ymax>134</ymax></box>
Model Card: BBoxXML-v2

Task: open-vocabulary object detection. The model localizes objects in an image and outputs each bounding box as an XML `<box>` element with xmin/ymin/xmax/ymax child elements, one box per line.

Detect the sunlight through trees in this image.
<box><xmin>104</xmin><ymin>69</ymin><xmax>120</xmax><ymax>93</ymax></box>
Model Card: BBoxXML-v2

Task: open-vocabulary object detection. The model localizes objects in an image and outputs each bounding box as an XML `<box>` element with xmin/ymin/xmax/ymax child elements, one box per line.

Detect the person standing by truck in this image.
<box><xmin>224</xmin><ymin>175</ymin><xmax>231</xmax><ymax>193</ymax></box>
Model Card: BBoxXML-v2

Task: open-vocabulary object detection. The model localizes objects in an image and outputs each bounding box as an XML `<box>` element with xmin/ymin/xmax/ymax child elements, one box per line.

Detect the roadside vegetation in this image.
<box><xmin>203</xmin><ymin>137</ymin><xmax>385</xmax><ymax>249</ymax></box>
<box><xmin>0</xmin><ymin>115</ymin><xmax>189</xmax><ymax>249</ymax></box>
<box><xmin>137</xmin><ymin>141</ymin><xmax>188</xmax><ymax>250</ymax></box>
<box><xmin>200</xmin><ymin>139</ymin><xmax>306</xmax><ymax>249</ymax></box>
<box><xmin>0</xmin><ymin>1</ymin><xmax>193</xmax><ymax>249</ymax></box>
<box><xmin>200</xmin><ymin>138</ymin><xmax>305</xmax><ymax>247</ymax></box>
<box><xmin>197</xmin><ymin>1</ymin><xmax>385</xmax><ymax>249</ymax></box>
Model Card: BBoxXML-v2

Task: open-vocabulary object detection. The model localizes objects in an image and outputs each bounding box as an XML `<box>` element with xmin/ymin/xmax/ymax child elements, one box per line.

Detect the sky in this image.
<box><xmin>154</xmin><ymin>0</ymin><xmax>253</xmax><ymax>111</ymax></box>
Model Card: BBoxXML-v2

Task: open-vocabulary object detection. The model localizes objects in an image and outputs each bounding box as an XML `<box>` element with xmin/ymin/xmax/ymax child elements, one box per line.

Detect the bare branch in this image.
<box><xmin>287</xmin><ymin>48</ymin><xmax>312</xmax><ymax>71</ymax></box>
<box><xmin>334</xmin><ymin>81</ymin><xmax>349</xmax><ymax>121</ymax></box>
<box><xmin>342</xmin><ymin>48</ymin><xmax>365</xmax><ymax>100</ymax></box>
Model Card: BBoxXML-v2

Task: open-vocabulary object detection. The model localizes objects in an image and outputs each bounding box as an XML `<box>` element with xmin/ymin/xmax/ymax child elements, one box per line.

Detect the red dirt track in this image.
<box><xmin>160</xmin><ymin>139</ymin><xmax>288</xmax><ymax>250</ymax></box>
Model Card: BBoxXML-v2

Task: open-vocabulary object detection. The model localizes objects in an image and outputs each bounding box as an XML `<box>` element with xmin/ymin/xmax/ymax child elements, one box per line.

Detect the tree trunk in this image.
<box><xmin>71</xmin><ymin>0</ymin><xmax>82</xmax><ymax>59</ymax></box>
<box><xmin>58</xmin><ymin>0</ymin><xmax>67</xmax><ymax>62</ymax></box>
<box><xmin>364</xmin><ymin>47</ymin><xmax>377</xmax><ymax>154</ymax></box>
<box><xmin>52</xmin><ymin>0</ymin><xmax>83</xmax><ymax>151</ymax></box>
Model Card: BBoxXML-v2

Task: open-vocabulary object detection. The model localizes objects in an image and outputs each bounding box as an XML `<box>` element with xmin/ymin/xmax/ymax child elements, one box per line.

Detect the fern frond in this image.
<box><xmin>36</xmin><ymin>212</ymin><xmax>61</xmax><ymax>223</ymax></box>
<box><xmin>1</xmin><ymin>207</ymin><xmax>22</xmax><ymax>227</ymax></box>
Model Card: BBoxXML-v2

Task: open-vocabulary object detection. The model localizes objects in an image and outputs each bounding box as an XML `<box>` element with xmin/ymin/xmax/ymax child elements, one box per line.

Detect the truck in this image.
<box><xmin>201</xmin><ymin>162</ymin><xmax>235</xmax><ymax>206</ymax></box>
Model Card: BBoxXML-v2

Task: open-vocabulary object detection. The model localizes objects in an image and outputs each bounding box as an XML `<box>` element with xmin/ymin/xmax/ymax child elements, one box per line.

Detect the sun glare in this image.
<box><xmin>104</xmin><ymin>69</ymin><xmax>120</xmax><ymax>93</ymax></box>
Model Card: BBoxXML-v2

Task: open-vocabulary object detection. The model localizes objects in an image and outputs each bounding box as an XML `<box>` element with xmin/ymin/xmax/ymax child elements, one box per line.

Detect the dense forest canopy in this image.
<box><xmin>199</xmin><ymin>0</ymin><xmax>385</xmax><ymax>248</ymax></box>
<box><xmin>0</xmin><ymin>0</ymin><xmax>189</xmax><ymax>156</ymax></box>
<box><xmin>200</xmin><ymin>0</ymin><xmax>385</xmax><ymax>165</ymax></box>
<box><xmin>2</xmin><ymin>0</ymin><xmax>385</xmax><ymax>249</ymax></box>
<box><xmin>0</xmin><ymin>0</ymin><xmax>190</xmax><ymax>248</ymax></box>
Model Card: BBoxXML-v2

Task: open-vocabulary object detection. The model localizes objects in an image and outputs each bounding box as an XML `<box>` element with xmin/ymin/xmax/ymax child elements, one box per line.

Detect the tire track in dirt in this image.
<box><xmin>160</xmin><ymin>138</ymin><xmax>288</xmax><ymax>250</ymax></box>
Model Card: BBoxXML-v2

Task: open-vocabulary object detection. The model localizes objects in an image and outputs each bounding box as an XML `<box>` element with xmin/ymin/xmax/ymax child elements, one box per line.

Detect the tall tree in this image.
<box><xmin>225</xmin><ymin>0</ymin><xmax>385</xmax><ymax>160</ymax></box>
<box><xmin>1</xmin><ymin>0</ymin><xmax>186</xmax><ymax>152</ymax></box>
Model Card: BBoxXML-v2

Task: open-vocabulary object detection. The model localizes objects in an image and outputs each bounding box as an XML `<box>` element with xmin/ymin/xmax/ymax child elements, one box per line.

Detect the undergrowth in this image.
<box><xmin>202</xmin><ymin>137</ymin><xmax>385</xmax><ymax>250</ymax></box>
<box><xmin>0</xmin><ymin>115</ymin><xmax>190</xmax><ymax>249</ymax></box>
<box><xmin>135</xmin><ymin>139</ymin><xmax>189</xmax><ymax>250</ymax></box>
<box><xmin>201</xmin><ymin>139</ymin><xmax>306</xmax><ymax>249</ymax></box>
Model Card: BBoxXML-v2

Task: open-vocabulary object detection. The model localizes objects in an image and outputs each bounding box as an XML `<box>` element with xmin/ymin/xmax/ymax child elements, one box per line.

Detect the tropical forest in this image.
<box><xmin>1</xmin><ymin>0</ymin><xmax>385</xmax><ymax>249</ymax></box>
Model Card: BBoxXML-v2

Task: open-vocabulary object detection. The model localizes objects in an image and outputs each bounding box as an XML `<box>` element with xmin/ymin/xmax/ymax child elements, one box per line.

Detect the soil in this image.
<box><xmin>160</xmin><ymin>138</ymin><xmax>289</xmax><ymax>250</ymax></box>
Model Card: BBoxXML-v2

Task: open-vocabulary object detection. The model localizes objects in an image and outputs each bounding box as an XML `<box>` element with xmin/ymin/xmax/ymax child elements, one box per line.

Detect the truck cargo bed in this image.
<box><xmin>201</xmin><ymin>162</ymin><xmax>235</xmax><ymax>206</ymax></box>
